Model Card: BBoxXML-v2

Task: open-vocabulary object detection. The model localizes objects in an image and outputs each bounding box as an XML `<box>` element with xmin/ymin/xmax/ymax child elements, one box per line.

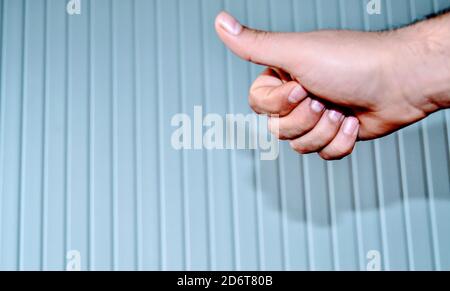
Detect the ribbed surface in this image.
<box><xmin>0</xmin><ymin>0</ymin><xmax>449</xmax><ymax>271</ymax></box>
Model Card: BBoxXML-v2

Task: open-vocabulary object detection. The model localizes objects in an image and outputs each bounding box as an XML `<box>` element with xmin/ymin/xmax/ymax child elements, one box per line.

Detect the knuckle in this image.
<box><xmin>265</xmin><ymin>98</ymin><xmax>282</xmax><ymax>115</ymax></box>
<box><xmin>251</xmin><ymin>29</ymin><xmax>270</xmax><ymax>46</ymax></box>
<box><xmin>280</xmin><ymin>124</ymin><xmax>307</xmax><ymax>141</ymax></box>
<box><xmin>248</xmin><ymin>92</ymin><xmax>261</xmax><ymax>114</ymax></box>
<box><xmin>277</xmin><ymin>133</ymin><xmax>290</xmax><ymax>141</ymax></box>
<box><xmin>275</xmin><ymin>123</ymin><xmax>293</xmax><ymax>140</ymax></box>
<box><xmin>290</xmin><ymin>141</ymin><xmax>311</xmax><ymax>155</ymax></box>
<box><xmin>279</xmin><ymin>115</ymin><xmax>311</xmax><ymax>140</ymax></box>
<box><xmin>278</xmin><ymin>108</ymin><xmax>292</xmax><ymax>117</ymax></box>
<box><xmin>311</xmin><ymin>131</ymin><xmax>330</xmax><ymax>147</ymax></box>
<box><xmin>320</xmin><ymin>143</ymin><xmax>354</xmax><ymax>161</ymax></box>
<box><xmin>244</xmin><ymin>30</ymin><xmax>271</xmax><ymax>64</ymax></box>
<box><xmin>319</xmin><ymin>152</ymin><xmax>344</xmax><ymax>161</ymax></box>
<box><xmin>249</xmin><ymin>80</ymin><xmax>260</xmax><ymax>96</ymax></box>
<box><xmin>318</xmin><ymin>152</ymin><xmax>330</xmax><ymax>160</ymax></box>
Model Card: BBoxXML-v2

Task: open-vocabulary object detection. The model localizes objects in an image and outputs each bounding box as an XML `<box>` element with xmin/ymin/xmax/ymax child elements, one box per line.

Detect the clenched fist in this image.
<box><xmin>215</xmin><ymin>11</ymin><xmax>450</xmax><ymax>160</ymax></box>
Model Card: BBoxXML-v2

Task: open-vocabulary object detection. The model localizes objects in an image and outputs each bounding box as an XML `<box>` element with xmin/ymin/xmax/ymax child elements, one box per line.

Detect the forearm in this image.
<box><xmin>401</xmin><ymin>12</ymin><xmax>450</xmax><ymax>111</ymax></box>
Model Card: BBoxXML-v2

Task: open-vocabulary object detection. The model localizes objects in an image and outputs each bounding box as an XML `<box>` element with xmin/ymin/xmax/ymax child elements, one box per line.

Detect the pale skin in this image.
<box><xmin>215</xmin><ymin>11</ymin><xmax>450</xmax><ymax>160</ymax></box>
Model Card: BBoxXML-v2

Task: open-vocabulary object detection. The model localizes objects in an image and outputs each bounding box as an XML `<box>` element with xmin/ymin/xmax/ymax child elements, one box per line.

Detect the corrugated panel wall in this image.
<box><xmin>0</xmin><ymin>0</ymin><xmax>449</xmax><ymax>271</ymax></box>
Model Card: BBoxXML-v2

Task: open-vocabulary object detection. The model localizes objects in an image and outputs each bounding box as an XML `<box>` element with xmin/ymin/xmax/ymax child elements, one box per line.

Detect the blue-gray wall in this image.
<box><xmin>0</xmin><ymin>0</ymin><xmax>449</xmax><ymax>270</ymax></box>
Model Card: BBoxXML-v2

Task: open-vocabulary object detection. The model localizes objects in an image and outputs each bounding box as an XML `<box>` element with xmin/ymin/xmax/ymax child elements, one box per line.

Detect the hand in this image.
<box><xmin>215</xmin><ymin>11</ymin><xmax>450</xmax><ymax>160</ymax></box>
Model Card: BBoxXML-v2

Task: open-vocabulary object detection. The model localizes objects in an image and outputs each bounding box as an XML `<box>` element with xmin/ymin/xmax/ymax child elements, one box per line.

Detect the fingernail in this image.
<box><xmin>328</xmin><ymin>110</ymin><xmax>343</xmax><ymax>123</ymax></box>
<box><xmin>288</xmin><ymin>86</ymin><xmax>304</xmax><ymax>104</ymax></box>
<box><xmin>343</xmin><ymin>117</ymin><xmax>359</xmax><ymax>135</ymax></box>
<box><xmin>218</xmin><ymin>12</ymin><xmax>243</xmax><ymax>36</ymax></box>
<box><xmin>310</xmin><ymin>100</ymin><xmax>325</xmax><ymax>113</ymax></box>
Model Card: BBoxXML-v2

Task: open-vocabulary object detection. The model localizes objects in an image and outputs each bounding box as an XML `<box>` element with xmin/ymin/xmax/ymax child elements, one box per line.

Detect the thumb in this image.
<box><xmin>215</xmin><ymin>11</ymin><xmax>299</xmax><ymax>70</ymax></box>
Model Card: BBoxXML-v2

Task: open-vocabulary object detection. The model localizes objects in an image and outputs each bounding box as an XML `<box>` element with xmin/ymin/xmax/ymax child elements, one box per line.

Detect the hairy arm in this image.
<box><xmin>407</xmin><ymin>10</ymin><xmax>450</xmax><ymax>110</ymax></box>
